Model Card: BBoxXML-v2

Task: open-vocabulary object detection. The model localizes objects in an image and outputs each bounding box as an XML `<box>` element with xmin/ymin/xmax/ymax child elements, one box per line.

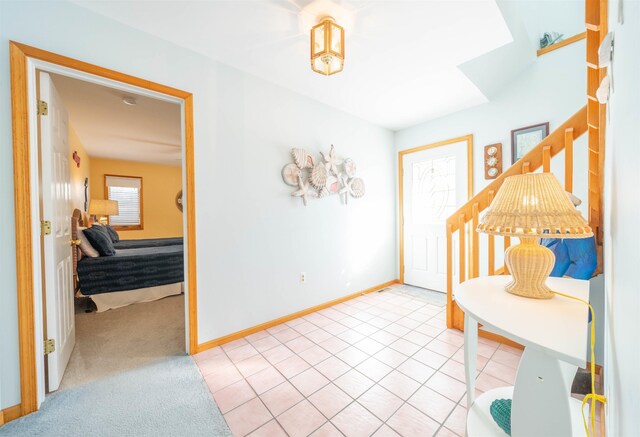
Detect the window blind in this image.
<box><xmin>106</xmin><ymin>176</ymin><xmax>142</xmax><ymax>226</ymax></box>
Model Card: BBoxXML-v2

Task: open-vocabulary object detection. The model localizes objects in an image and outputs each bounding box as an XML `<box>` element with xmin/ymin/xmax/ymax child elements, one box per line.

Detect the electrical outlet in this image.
<box><xmin>300</xmin><ymin>272</ymin><xmax>306</xmax><ymax>283</ymax></box>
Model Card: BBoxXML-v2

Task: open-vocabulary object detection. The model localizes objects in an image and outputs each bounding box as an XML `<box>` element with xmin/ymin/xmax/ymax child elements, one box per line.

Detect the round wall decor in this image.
<box><xmin>176</xmin><ymin>190</ymin><xmax>183</xmax><ymax>212</ymax></box>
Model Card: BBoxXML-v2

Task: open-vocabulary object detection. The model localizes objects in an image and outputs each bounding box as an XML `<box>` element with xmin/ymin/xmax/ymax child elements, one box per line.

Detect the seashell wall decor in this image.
<box><xmin>282</xmin><ymin>145</ymin><xmax>365</xmax><ymax>206</ymax></box>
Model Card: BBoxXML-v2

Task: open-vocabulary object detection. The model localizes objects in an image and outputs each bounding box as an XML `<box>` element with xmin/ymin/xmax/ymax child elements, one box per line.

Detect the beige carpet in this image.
<box><xmin>59</xmin><ymin>294</ymin><xmax>185</xmax><ymax>391</ymax></box>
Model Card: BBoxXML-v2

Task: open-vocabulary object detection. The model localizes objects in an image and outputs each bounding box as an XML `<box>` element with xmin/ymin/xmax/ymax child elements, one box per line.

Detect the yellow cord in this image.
<box><xmin>551</xmin><ymin>290</ymin><xmax>607</xmax><ymax>437</ymax></box>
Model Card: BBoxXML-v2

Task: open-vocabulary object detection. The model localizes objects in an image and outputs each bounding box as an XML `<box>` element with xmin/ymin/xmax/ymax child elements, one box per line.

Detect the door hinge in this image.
<box><xmin>44</xmin><ymin>338</ymin><xmax>55</xmax><ymax>355</ymax></box>
<box><xmin>38</xmin><ymin>100</ymin><xmax>48</xmax><ymax>116</ymax></box>
<box><xmin>41</xmin><ymin>220</ymin><xmax>52</xmax><ymax>236</ymax></box>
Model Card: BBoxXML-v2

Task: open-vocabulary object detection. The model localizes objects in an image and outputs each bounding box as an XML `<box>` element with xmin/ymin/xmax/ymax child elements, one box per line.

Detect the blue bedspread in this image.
<box><xmin>112</xmin><ymin>237</ymin><xmax>183</xmax><ymax>249</ymax></box>
<box><xmin>77</xmin><ymin>245</ymin><xmax>184</xmax><ymax>295</ymax></box>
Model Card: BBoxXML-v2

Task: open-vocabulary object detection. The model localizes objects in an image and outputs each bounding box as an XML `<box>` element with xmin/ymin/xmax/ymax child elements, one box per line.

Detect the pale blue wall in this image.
<box><xmin>395</xmin><ymin>40</ymin><xmax>587</xmax><ymax>201</ymax></box>
<box><xmin>0</xmin><ymin>1</ymin><xmax>396</xmax><ymax>408</ymax></box>
<box><xmin>603</xmin><ymin>0</ymin><xmax>640</xmax><ymax>434</ymax></box>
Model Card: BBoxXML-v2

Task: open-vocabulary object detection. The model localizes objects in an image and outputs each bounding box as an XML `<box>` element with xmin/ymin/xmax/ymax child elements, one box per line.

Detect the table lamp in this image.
<box><xmin>477</xmin><ymin>173</ymin><xmax>592</xmax><ymax>299</ymax></box>
<box><xmin>88</xmin><ymin>199</ymin><xmax>119</xmax><ymax>225</ymax></box>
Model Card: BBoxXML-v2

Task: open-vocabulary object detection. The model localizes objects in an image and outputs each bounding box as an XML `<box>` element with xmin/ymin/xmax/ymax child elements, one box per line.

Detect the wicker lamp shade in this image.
<box><xmin>477</xmin><ymin>173</ymin><xmax>592</xmax><ymax>299</ymax></box>
<box><xmin>88</xmin><ymin>199</ymin><xmax>119</xmax><ymax>216</ymax></box>
<box><xmin>88</xmin><ymin>199</ymin><xmax>119</xmax><ymax>225</ymax></box>
<box><xmin>478</xmin><ymin>173</ymin><xmax>592</xmax><ymax>238</ymax></box>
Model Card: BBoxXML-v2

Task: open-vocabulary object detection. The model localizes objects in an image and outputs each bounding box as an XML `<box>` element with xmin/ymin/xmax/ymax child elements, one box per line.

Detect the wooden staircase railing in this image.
<box><xmin>586</xmin><ymin>0</ymin><xmax>608</xmax><ymax>272</ymax></box>
<box><xmin>445</xmin><ymin>106</ymin><xmax>588</xmax><ymax>331</ymax></box>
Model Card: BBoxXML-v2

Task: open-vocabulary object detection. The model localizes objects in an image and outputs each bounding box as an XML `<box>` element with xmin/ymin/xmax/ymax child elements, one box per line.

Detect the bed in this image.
<box><xmin>71</xmin><ymin>209</ymin><xmax>184</xmax><ymax>312</ymax></box>
<box><xmin>113</xmin><ymin>237</ymin><xmax>183</xmax><ymax>249</ymax></box>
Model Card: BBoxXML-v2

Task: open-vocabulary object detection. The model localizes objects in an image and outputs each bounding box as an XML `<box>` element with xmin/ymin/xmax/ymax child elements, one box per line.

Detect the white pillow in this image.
<box><xmin>77</xmin><ymin>227</ymin><xmax>99</xmax><ymax>258</ymax></box>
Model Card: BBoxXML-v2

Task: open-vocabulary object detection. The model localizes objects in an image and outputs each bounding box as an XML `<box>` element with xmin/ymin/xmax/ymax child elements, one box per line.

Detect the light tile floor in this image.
<box><xmin>194</xmin><ymin>285</ymin><xmax>523</xmax><ymax>437</ymax></box>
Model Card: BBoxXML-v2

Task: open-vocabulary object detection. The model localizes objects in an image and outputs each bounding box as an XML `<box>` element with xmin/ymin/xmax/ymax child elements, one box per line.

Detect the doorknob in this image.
<box><xmin>70</xmin><ymin>239</ymin><xmax>81</xmax><ymax>246</ymax></box>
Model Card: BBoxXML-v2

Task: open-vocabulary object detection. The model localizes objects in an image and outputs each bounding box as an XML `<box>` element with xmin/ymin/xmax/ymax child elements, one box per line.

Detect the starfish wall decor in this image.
<box><xmin>281</xmin><ymin>145</ymin><xmax>366</xmax><ymax>206</ymax></box>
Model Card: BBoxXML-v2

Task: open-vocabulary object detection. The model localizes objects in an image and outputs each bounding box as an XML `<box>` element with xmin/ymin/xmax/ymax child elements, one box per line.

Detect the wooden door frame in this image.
<box><xmin>9</xmin><ymin>41</ymin><xmax>198</xmax><ymax>418</ymax></box>
<box><xmin>398</xmin><ymin>134</ymin><xmax>473</xmax><ymax>284</ymax></box>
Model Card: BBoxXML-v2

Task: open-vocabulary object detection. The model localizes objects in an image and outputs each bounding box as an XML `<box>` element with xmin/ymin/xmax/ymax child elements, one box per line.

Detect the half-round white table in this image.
<box><xmin>455</xmin><ymin>275</ymin><xmax>590</xmax><ymax>437</ymax></box>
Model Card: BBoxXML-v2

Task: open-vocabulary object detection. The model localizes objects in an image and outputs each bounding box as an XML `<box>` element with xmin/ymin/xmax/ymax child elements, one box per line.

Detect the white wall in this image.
<box><xmin>0</xmin><ymin>1</ymin><xmax>396</xmax><ymax>409</ymax></box>
<box><xmin>604</xmin><ymin>0</ymin><xmax>640</xmax><ymax>434</ymax></box>
<box><xmin>395</xmin><ymin>40</ymin><xmax>588</xmax><ymax>273</ymax></box>
<box><xmin>519</xmin><ymin>0</ymin><xmax>586</xmax><ymax>46</ymax></box>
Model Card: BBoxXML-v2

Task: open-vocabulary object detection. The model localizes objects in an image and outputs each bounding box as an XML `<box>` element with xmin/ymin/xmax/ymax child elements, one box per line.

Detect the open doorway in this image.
<box><xmin>37</xmin><ymin>71</ymin><xmax>186</xmax><ymax>392</ymax></box>
<box><xmin>398</xmin><ymin>135</ymin><xmax>473</xmax><ymax>300</ymax></box>
<box><xmin>10</xmin><ymin>42</ymin><xmax>198</xmax><ymax>415</ymax></box>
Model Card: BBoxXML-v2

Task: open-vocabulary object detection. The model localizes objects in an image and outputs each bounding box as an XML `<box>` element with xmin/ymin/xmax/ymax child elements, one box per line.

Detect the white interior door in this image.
<box><xmin>402</xmin><ymin>140</ymin><xmax>469</xmax><ymax>292</ymax></box>
<box><xmin>40</xmin><ymin>72</ymin><xmax>75</xmax><ymax>392</ymax></box>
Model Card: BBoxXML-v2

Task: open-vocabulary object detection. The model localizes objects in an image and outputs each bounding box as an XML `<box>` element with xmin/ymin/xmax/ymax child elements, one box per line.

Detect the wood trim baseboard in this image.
<box><xmin>478</xmin><ymin>329</ymin><xmax>524</xmax><ymax>350</ymax></box>
<box><xmin>537</xmin><ymin>32</ymin><xmax>587</xmax><ymax>56</ymax></box>
<box><xmin>9</xmin><ymin>41</ymin><xmax>199</xmax><ymax>418</ymax></box>
<box><xmin>195</xmin><ymin>279</ymin><xmax>400</xmax><ymax>353</ymax></box>
<box><xmin>1</xmin><ymin>404</ymin><xmax>23</xmax><ymax>425</ymax></box>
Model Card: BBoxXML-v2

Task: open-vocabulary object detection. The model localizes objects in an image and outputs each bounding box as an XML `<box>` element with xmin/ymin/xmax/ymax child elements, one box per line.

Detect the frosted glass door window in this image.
<box><xmin>411</xmin><ymin>156</ymin><xmax>456</xmax><ymax>225</ymax></box>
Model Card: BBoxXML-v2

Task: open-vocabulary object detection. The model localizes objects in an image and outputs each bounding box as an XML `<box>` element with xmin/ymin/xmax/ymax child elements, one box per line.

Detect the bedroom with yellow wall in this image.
<box><xmin>89</xmin><ymin>158</ymin><xmax>183</xmax><ymax>240</ymax></box>
<box><xmin>69</xmin><ymin>125</ymin><xmax>91</xmax><ymax>222</ymax></box>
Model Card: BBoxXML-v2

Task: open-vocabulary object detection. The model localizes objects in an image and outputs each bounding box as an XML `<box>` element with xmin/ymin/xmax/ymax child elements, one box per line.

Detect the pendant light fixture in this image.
<box><xmin>310</xmin><ymin>17</ymin><xmax>345</xmax><ymax>76</ymax></box>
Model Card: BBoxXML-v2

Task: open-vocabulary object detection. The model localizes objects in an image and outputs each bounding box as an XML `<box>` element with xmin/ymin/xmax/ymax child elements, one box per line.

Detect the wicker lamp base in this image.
<box><xmin>504</xmin><ymin>237</ymin><xmax>555</xmax><ymax>299</ymax></box>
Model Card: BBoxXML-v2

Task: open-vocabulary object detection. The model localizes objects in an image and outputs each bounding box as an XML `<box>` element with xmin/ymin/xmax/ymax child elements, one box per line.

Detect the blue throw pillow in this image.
<box><xmin>83</xmin><ymin>226</ymin><xmax>116</xmax><ymax>256</ymax></box>
<box><xmin>104</xmin><ymin>225</ymin><xmax>120</xmax><ymax>243</ymax></box>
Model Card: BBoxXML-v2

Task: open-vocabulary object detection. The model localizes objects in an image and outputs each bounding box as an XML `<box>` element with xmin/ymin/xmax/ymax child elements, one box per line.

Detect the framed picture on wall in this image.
<box><xmin>511</xmin><ymin>122</ymin><xmax>549</xmax><ymax>163</ymax></box>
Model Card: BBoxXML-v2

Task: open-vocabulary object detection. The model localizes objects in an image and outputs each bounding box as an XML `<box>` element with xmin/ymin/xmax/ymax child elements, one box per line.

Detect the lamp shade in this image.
<box><xmin>477</xmin><ymin>173</ymin><xmax>592</xmax><ymax>238</ymax></box>
<box><xmin>88</xmin><ymin>199</ymin><xmax>119</xmax><ymax>216</ymax></box>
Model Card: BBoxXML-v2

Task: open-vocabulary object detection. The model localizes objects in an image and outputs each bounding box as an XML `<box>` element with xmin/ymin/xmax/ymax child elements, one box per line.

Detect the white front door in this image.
<box><xmin>39</xmin><ymin>72</ymin><xmax>75</xmax><ymax>392</ymax></box>
<box><xmin>402</xmin><ymin>140</ymin><xmax>470</xmax><ymax>292</ymax></box>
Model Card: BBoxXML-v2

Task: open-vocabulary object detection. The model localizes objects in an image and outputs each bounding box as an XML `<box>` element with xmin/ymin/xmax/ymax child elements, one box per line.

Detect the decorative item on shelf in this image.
<box><xmin>88</xmin><ymin>199</ymin><xmax>119</xmax><ymax>225</ymax></box>
<box><xmin>484</xmin><ymin>143</ymin><xmax>502</xmax><ymax>179</ymax></box>
<box><xmin>310</xmin><ymin>17</ymin><xmax>345</xmax><ymax>76</ymax></box>
<box><xmin>511</xmin><ymin>122</ymin><xmax>549</xmax><ymax>164</ymax></box>
<box><xmin>477</xmin><ymin>173</ymin><xmax>592</xmax><ymax>299</ymax></box>
<box><xmin>72</xmin><ymin>151</ymin><xmax>81</xmax><ymax>168</ymax></box>
<box><xmin>176</xmin><ymin>190</ymin><xmax>183</xmax><ymax>212</ymax></box>
<box><xmin>283</xmin><ymin>145</ymin><xmax>364</xmax><ymax>206</ymax></box>
<box><xmin>539</xmin><ymin>31</ymin><xmax>564</xmax><ymax>49</ymax></box>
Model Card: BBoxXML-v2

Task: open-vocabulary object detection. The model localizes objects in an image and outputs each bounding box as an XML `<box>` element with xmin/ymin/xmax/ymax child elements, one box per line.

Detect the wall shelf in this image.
<box><xmin>537</xmin><ymin>32</ymin><xmax>587</xmax><ymax>57</ymax></box>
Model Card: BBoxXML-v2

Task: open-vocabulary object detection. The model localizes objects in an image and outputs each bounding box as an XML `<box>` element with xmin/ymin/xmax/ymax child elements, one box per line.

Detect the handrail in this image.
<box><xmin>445</xmin><ymin>105</ymin><xmax>588</xmax><ymax>331</ymax></box>
<box><xmin>445</xmin><ymin>105</ymin><xmax>587</xmax><ymax>233</ymax></box>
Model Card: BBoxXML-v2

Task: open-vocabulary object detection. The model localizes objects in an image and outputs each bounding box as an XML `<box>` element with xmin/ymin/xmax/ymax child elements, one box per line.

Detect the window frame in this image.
<box><xmin>104</xmin><ymin>174</ymin><xmax>144</xmax><ymax>231</ymax></box>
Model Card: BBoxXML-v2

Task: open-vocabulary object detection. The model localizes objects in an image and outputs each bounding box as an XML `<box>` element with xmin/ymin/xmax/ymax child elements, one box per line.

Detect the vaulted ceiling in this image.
<box><xmin>72</xmin><ymin>0</ymin><xmax>515</xmax><ymax>130</ymax></box>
